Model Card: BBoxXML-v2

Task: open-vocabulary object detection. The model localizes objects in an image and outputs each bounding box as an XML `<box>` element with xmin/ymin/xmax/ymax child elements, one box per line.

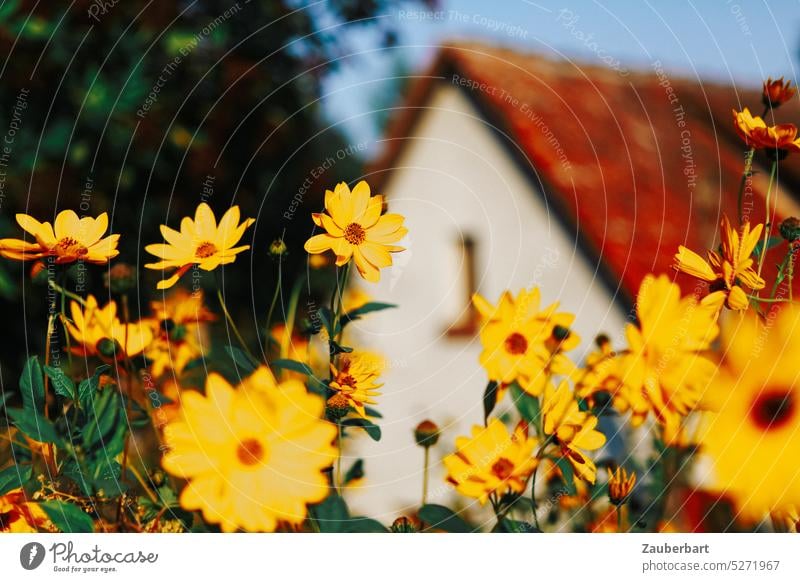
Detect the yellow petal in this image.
<box><xmin>674</xmin><ymin>246</ymin><xmax>717</xmax><ymax>281</ymax></box>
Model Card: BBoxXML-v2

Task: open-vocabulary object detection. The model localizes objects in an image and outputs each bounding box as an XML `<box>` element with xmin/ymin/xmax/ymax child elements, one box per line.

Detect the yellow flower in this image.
<box><xmin>162</xmin><ymin>366</ymin><xmax>337</xmax><ymax>532</ymax></box>
<box><xmin>733</xmin><ymin>107</ymin><xmax>800</xmax><ymax>153</ymax></box>
<box><xmin>145</xmin><ymin>289</ymin><xmax>215</xmax><ymax>377</ymax></box>
<box><xmin>0</xmin><ymin>210</ymin><xmax>119</xmax><ymax>264</ymax></box>
<box><xmin>304</xmin><ymin>181</ymin><xmax>407</xmax><ymax>283</ymax></box>
<box><xmin>342</xmin><ymin>286</ymin><xmax>372</xmax><ymax>313</ymax></box>
<box><xmin>620</xmin><ymin>274</ymin><xmax>719</xmax><ymax>439</ymax></box>
<box><xmin>66</xmin><ymin>295</ymin><xmax>153</xmax><ymax>358</ymax></box>
<box><xmin>328</xmin><ymin>352</ymin><xmax>383</xmax><ymax>418</ymax></box>
<box><xmin>541</xmin><ymin>381</ymin><xmax>606</xmax><ymax>484</ymax></box>
<box><xmin>473</xmin><ymin>288</ymin><xmax>578</xmax><ymax>398</ymax></box>
<box><xmin>443</xmin><ymin>419</ymin><xmax>539</xmax><ymax>505</ymax></box>
<box><xmin>145</xmin><ymin>203</ymin><xmax>255</xmax><ymax>290</ymax></box>
<box><xmin>0</xmin><ymin>488</ymin><xmax>52</xmax><ymax>532</ymax></box>
<box><xmin>674</xmin><ymin>215</ymin><xmax>765</xmax><ymax>311</ymax></box>
<box><xmin>607</xmin><ymin>467</ymin><xmax>636</xmax><ymax>505</ymax></box>
<box><xmin>771</xmin><ymin>506</ymin><xmax>799</xmax><ymax>533</ymax></box>
<box><xmin>575</xmin><ymin>336</ymin><xmax>639</xmax><ymax>417</ymax></box>
<box><xmin>701</xmin><ymin>307</ymin><xmax>800</xmax><ymax>522</ymax></box>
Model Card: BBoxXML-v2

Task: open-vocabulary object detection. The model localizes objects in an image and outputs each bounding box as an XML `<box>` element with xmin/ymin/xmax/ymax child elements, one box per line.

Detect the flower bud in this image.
<box><xmin>763</xmin><ymin>77</ymin><xmax>796</xmax><ymax>109</ymax></box>
<box><xmin>414</xmin><ymin>420</ymin><xmax>440</xmax><ymax>447</ymax></box>
<box><xmin>269</xmin><ymin>238</ymin><xmax>287</xmax><ymax>258</ymax></box>
<box><xmin>607</xmin><ymin>466</ymin><xmax>636</xmax><ymax>506</ymax></box>
<box><xmin>391</xmin><ymin>516</ymin><xmax>418</xmax><ymax>533</ymax></box>
<box><xmin>96</xmin><ymin>337</ymin><xmax>123</xmax><ymax>360</ymax></box>
<box><xmin>780</xmin><ymin>217</ymin><xmax>800</xmax><ymax>243</ymax></box>
<box><xmin>326</xmin><ymin>393</ymin><xmax>350</xmax><ymax>420</ymax></box>
<box><xmin>104</xmin><ymin>263</ymin><xmax>137</xmax><ymax>294</ymax></box>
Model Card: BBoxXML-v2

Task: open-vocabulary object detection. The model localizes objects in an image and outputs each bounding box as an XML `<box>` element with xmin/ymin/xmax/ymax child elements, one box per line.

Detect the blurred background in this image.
<box><xmin>2</xmin><ymin>0</ymin><xmax>800</xmax><ymax>519</ymax></box>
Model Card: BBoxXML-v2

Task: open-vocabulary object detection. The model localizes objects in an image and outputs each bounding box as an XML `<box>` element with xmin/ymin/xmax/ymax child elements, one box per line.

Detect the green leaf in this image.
<box><xmin>342</xmin><ymin>418</ymin><xmax>381</xmax><ymax>441</ymax></box>
<box><xmin>344</xmin><ymin>517</ymin><xmax>388</xmax><ymax>532</ymax></box>
<box><xmin>343</xmin><ymin>302</ymin><xmax>396</xmax><ymax>323</ymax></box>
<box><xmin>0</xmin><ymin>0</ymin><xmax>20</xmax><ymax>23</ymax></box>
<box><xmin>224</xmin><ymin>346</ymin><xmax>258</xmax><ymax>375</ymax></box>
<box><xmin>483</xmin><ymin>381</ymin><xmax>499</xmax><ymax>423</ymax></box>
<box><xmin>318</xmin><ymin>307</ymin><xmax>337</xmax><ymax>338</ymax></box>
<box><xmin>344</xmin><ymin>459</ymin><xmax>364</xmax><ymax>485</ymax></box>
<box><xmin>0</xmin><ymin>464</ymin><xmax>32</xmax><ymax>495</ymax></box>
<box><xmin>753</xmin><ymin>236</ymin><xmax>783</xmax><ymax>258</ymax></box>
<box><xmin>44</xmin><ymin>365</ymin><xmax>76</xmax><ymax>400</ymax></box>
<box><xmin>40</xmin><ymin>500</ymin><xmax>94</xmax><ymax>533</ymax></box>
<box><xmin>311</xmin><ymin>495</ymin><xmax>349</xmax><ymax>533</ymax></box>
<box><xmin>20</xmin><ymin>356</ymin><xmax>45</xmax><ymax>415</ymax></box>
<box><xmin>552</xmin><ymin>457</ymin><xmax>577</xmax><ymax>496</ymax></box>
<box><xmin>78</xmin><ymin>365</ymin><xmax>110</xmax><ymax>410</ymax></box>
<box><xmin>500</xmin><ymin>518</ymin><xmax>540</xmax><ymax>533</ymax></box>
<box><xmin>363</xmin><ymin>406</ymin><xmax>382</xmax><ymax>419</ymax></box>
<box><xmin>419</xmin><ymin>504</ymin><xmax>475</xmax><ymax>533</ymax></box>
<box><xmin>271</xmin><ymin>359</ymin><xmax>313</xmax><ymax>375</ymax></box>
<box><xmin>6</xmin><ymin>408</ymin><xmax>61</xmax><ymax>444</ymax></box>
<box><xmin>510</xmin><ymin>384</ymin><xmax>540</xmax><ymax>426</ymax></box>
<box><xmin>82</xmin><ymin>388</ymin><xmax>122</xmax><ymax>450</ymax></box>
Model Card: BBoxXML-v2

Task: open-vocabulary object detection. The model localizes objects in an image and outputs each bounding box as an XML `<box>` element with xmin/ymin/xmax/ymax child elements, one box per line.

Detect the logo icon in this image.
<box><xmin>20</xmin><ymin>542</ymin><xmax>46</xmax><ymax>570</ymax></box>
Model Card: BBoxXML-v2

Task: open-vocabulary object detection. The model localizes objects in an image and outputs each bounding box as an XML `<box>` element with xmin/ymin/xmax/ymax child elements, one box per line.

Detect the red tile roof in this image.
<box><xmin>368</xmin><ymin>41</ymin><xmax>800</xmax><ymax>304</ymax></box>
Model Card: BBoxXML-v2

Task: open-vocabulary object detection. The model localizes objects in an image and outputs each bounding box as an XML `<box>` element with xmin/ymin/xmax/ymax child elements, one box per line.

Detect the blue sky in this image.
<box><xmin>322</xmin><ymin>0</ymin><xmax>800</xmax><ymax>145</ymax></box>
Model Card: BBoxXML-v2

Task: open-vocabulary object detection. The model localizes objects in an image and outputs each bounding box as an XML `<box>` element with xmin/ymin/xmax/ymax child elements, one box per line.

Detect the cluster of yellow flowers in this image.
<box><xmin>2</xmin><ymin>78</ymin><xmax>800</xmax><ymax>534</ymax></box>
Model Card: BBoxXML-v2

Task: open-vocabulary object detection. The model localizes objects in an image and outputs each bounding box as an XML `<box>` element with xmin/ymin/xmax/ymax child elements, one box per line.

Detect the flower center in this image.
<box><xmin>55</xmin><ymin>237</ymin><xmax>88</xmax><ymax>257</ymax></box>
<box><xmin>337</xmin><ymin>374</ymin><xmax>358</xmax><ymax>392</ymax></box>
<box><xmin>195</xmin><ymin>241</ymin><xmax>217</xmax><ymax>258</ymax></box>
<box><xmin>491</xmin><ymin>458</ymin><xmax>515</xmax><ymax>480</ymax></box>
<box><xmin>504</xmin><ymin>332</ymin><xmax>528</xmax><ymax>355</ymax></box>
<box><xmin>343</xmin><ymin>223</ymin><xmax>366</xmax><ymax>245</ymax></box>
<box><xmin>236</xmin><ymin>438</ymin><xmax>265</xmax><ymax>466</ymax></box>
<box><xmin>751</xmin><ymin>389</ymin><xmax>795</xmax><ymax>431</ymax></box>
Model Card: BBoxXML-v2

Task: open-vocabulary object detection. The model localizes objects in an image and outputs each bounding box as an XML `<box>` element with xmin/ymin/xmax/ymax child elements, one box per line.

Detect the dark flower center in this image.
<box><xmin>236</xmin><ymin>438</ymin><xmax>265</xmax><ymax>466</ymax></box>
<box><xmin>343</xmin><ymin>223</ymin><xmax>366</xmax><ymax>245</ymax></box>
<box><xmin>56</xmin><ymin>237</ymin><xmax>88</xmax><ymax>256</ymax></box>
<box><xmin>491</xmin><ymin>458</ymin><xmax>515</xmax><ymax>480</ymax></box>
<box><xmin>751</xmin><ymin>389</ymin><xmax>795</xmax><ymax>431</ymax></box>
<box><xmin>195</xmin><ymin>241</ymin><xmax>217</xmax><ymax>258</ymax></box>
<box><xmin>504</xmin><ymin>332</ymin><xmax>528</xmax><ymax>355</ymax></box>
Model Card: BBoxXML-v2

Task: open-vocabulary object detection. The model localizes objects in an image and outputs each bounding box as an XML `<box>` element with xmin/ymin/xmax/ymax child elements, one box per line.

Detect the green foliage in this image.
<box><xmin>41</xmin><ymin>500</ymin><xmax>94</xmax><ymax>533</ymax></box>
<box><xmin>483</xmin><ymin>380</ymin><xmax>499</xmax><ymax>423</ymax></box>
<box><xmin>0</xmin><ymin>464</ymin><xmax>32</xmax><ymax>496</ymax></box>
<box><xmin>223</xmin><ymin>346</ymin><xmax>259</xmax><ymax>376</ymax></box>
<box><xmin>342</xmin><ymin>417</ymin><xmax>381</xmax><ymax>441</ymax></box>
<box><xmin>552</xmin><ymin>457</ymin><xmax>577</xmax><ymax>496</ymax></box>
<box><xmin>310</xmin><ymin>494</ymin><xmax>387</xmax><ymax>533</ymax></box>
<box><xmin>44</xmin><ymin>365</ymin><xmax>76</xmax><ymax>400</ymax></box>
<box><xmin>342</xmin><ymin>302</ymin><xmax>396</xmax><ymax>324</ymax></box>
<box><xmin>20</xmin><ymin>356</ymin><xmax>45</xmax><ymax>416</ymax></box>
<box><xmin>418</xmin><ymin>504</ymin><xmax>476</xmax><ymax>533</ymax></box>
<box><xmin>344</xmin><ymin>459</ymin><xmax>365</xmax><ymax>485</ymax></box>
<box><xmin>510</xmin><ymin>383</ymin><xmax>541</xmax><ymax>428</ymax></box>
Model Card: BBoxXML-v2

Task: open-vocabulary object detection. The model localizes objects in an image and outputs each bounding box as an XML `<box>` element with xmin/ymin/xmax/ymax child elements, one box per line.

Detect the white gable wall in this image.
<box><xmin>345</xmin><ymin>84</ymin><xmax>628</xmax><ymax>521</ymax></box>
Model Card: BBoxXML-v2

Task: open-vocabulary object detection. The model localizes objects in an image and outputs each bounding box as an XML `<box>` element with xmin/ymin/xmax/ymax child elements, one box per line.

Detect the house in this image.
<box><xmin>342</xmin><ymin>41</ymin><xmax>800</xmax><ymax>519</ymax></box>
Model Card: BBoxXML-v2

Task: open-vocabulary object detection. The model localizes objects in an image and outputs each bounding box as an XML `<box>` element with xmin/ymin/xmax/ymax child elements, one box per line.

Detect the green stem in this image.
<box><xmin>264</xmin><ymin>260</ymin><xmax>283</xmax><ymax>353</ymax></box>
<box><xmin>616</xmin><ymin>505</ymin><xmax>623</xmax><ymax>533</ymax></box>
<box><xmin>757</xmin><ymin>160</ymin><xmax>779</xmax><ymax>279</ymax></box>
<box><xmin>333</xmin><ymin>262</ymin><xmax>351</xmax><ymax>346</ymax></box>
<box><xmin>748</xmin><ymin>295</ymin><xmax>792</xmax><ymax>303</ymax></box>
<box><xmin>216</xmin><ymin>284</ymin><xmax>256</xmax><ymax>362</ymax></box>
